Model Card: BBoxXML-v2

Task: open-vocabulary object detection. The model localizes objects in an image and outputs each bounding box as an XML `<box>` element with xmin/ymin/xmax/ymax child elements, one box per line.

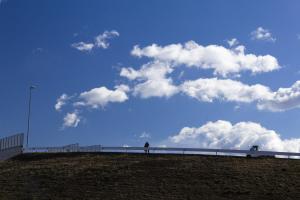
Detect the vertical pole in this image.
<box><xmin>26</xmin><ymin>86</ymin><xmax>34</xmax><ymax>148</ymax></box>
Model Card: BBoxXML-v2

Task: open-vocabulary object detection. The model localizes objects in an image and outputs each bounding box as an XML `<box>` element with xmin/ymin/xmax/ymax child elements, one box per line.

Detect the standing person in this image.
<box><xmin>144</xmin><ymin>142</ymin><xmax>150</xmax><ymax>154</ymax></box>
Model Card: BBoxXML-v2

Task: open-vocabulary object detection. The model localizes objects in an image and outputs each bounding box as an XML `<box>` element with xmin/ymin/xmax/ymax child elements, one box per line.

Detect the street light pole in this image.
<box><xmin>26</xmin><ymin>85</ymin><xmax>35</xmax><ymax>148</ymax></box>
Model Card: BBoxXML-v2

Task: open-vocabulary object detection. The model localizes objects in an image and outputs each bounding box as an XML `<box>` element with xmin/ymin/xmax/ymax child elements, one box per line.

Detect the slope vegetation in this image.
<box><xmin>0</xmin><ymin>153</ymin><xmax>299</xmax><ymax>200</ymax></box>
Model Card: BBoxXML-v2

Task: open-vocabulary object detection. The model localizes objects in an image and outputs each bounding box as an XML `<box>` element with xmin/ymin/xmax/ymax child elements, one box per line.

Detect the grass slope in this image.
<box><xmin>0</xmin><ymin>153</ymin><xmax>299</xmax><ymax>200</ymax></box>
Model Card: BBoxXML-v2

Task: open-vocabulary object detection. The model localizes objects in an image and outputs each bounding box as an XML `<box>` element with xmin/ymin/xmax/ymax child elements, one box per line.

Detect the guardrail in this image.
<box><xmin>22</xmin><ymin>144</ymin><xmax>300</xmax><ymax>159</ymax></box>
<box><xmin>0</xmin><ymin>133</ymin><xmax>24</xmax><ymax>161</ymax></box>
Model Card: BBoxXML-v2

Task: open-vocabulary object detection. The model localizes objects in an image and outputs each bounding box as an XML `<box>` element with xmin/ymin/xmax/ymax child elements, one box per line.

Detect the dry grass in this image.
<box><xmin>0</xmin><ymin>153</ymin><xmax>299</xmax><ymax>199</ymax></box>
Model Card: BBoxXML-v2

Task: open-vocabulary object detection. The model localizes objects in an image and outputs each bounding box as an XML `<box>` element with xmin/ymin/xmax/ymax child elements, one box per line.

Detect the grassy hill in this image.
<box><xmin>0</xmin><ymin>153</ymin><xmax>299</xmax><ymax>200</ymax></box>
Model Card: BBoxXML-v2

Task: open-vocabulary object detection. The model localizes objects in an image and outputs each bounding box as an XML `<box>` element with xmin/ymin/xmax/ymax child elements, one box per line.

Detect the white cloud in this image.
<box><xmin>180</xmin><ymin>78</ymin><xmax>300</xmax><ymax>112</ymax></box>
<box><xmin>227</xmin><ymin>38</ymin><xmax>239</xmax><ymax>47</ymax></box>
<box><xmin>57</xmin><ymin>84</ymin><xmax>129</xmax><ymax>129</ymax></box>
<box><xmin>63</xmin><ymin>111</ymin><xmax>81</xmax><ymax>128</ymax></box>
<box><xmin>139</xmin><ymin>132</ymin><xmax>151</xmax><ymax>139</ymax></box>
<box><xmin>120</xmin><ymin>61</ymin><xmax>179</xmax><ymax>98</ymax></box>
<box><xmin>75</xmin><ymin>84</ymin><xmax>129</xmax><ymax>108</ymax></box>
<box><xmin>118</xmin><ymin>41</ymin><xmax>282</xmax><ymax>105</ymax></box>
<box><xmin>55</xmin><ymin>94</ymin><xmax>71</xmax><ymax>111</ymax></box>
<box><xmin>120</xmin><ymin>61</ymin><xmax>173</xmax><ymax>81</ymax></box>
<box><xmin>71</xmin><ymin>30</ymin><xmax>119</xmax><ymax>52</ymax></box>
<box><xmin>133</xmin><ymin>78</ymin><xmax>178</xmax><ymax>99</ymax></box>
<box><xmin>95</xmin><ymin>30</ymin><xmax>119</xmax><ymax>49</ymax></box>
<box><xmin>257</xmin><ymin>81</ymin><xmax>300</xmax><ymax>111</ymax></box>
<box><xmin>167</xmin><ymin>120</ymin><xmax>300</xmax><ymax>152</ymax></box>
<box><xmin>251</xmin><ymin>27</ymin><xmax>276</xmax><ymax>42</ymax></box>
<box><xmin>180</xmin><ymin>78</ymin><xmax>273</xmax><ymax>103</ymax></box>
<box><xmin>120</xmin><ymin>57</ymin><xmax>300</xmax><ymax>112</ymax></box>
<box><xmin>131</xmin><ymin>41</ymin><xmax>279</xmax><ymax>77</ymax></box>
<box><xmin>71</xmin><ymin>42</ymin><xmax>94</xmax><ymax>52</ymax></box>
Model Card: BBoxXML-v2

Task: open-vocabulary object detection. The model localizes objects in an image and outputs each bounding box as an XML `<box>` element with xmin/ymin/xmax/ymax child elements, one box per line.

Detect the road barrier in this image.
<box><xmin>23</xmin><ymin>144</ymin><xmax>300</xmax><ymax>159</ymax></box>
<box><xmin>0</xmin><ymin>133</ymin><xmax>24</xmax><ymax>161</ymax></box>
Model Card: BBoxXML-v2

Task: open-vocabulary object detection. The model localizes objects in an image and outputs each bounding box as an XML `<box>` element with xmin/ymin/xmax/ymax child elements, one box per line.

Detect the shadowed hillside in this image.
<box><xmin>0</xmin><ymin>153</ymin><xmax>300</xmax><ymax>200</ymax></box>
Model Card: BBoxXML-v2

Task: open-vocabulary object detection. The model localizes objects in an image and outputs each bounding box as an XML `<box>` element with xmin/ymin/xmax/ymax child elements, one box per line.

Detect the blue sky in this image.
<box><xmin>1</xmin><ymin>0</ymin><xmax>300</xmax><ymax>151</ymax></box>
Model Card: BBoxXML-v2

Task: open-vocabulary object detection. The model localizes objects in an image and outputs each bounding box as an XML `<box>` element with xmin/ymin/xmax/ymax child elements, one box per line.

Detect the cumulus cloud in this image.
<box><xmin>55</xmin><ymin>94</ymin><xmax>71</xmax><ymax>111</ymax></box>
<box><xmin>131</xmin><ymin>41</ymin><xmax>280</xmax><ymax>77</ymax></box>
<box><xmin>167</xmin><ymin>120</ymin><xmax>300</xmax><ymax>152</ymax></box>
<box><xmin>75</xmin><ymin>84</ymin><xmax>129</xmax><ymax>108</ymax></box>
<box><xmin>257</xmin><ymin>81</ymin><xmax>300</xmax><ymax>111</ymax></box>
<box><xmin>56</xmin><ymin>84</ymin><xmax>130</xmax><ymax>128</ymax></box>
<box><xmin>180</xmin><ymin>78</ymin><xmax>273</xmax><ymax>103</ymax></box>
<box><xmin>119</xmin><ymin>58</ymin><xmax>300</xmax><ymax>112</ymax></box>
<box><xmin>180</xmin><ymin>78</ymin><xmax>300</xmax><ymax>112</ymax></box>
<box><xmin>120</xmin><ymin>61</ymin><xmax>179</xmax><ymax>98</ymax></box>
<box><xmin>71</xmin><ymin>30</ymin><xmax>119</xmax><ymax>52</ymax></box>
<box><xmin>251</xmin><ymin>27</ymin><xmax>276</xmax><ymax>42</ymax></box>
<box><xmin>227</xmin><ymin>38</ymin><xmax>239</xmax><ymax>47</ymax></box>
<box><xmin>95</xmin><ymin>30</ymin><xmax>119</xmax><ymax>49</ymax></box>
<box><xmin>63</xmin><ymin>111</ymin><xmax>81</xmax><ymax>128</ymax></box>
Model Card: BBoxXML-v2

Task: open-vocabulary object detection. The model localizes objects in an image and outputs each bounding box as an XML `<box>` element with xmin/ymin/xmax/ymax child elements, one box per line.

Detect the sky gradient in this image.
<box><xmin>1</xmin><ymin>0</ymin><xmax>300</xmax><ymax>151</ymax></box>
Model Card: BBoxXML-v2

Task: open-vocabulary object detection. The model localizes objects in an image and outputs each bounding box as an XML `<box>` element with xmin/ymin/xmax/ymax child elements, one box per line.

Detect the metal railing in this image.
<box><xmin>22</xmin><ymin>144</ymin><xmax>300</xmax><ymax>159</ymax></box>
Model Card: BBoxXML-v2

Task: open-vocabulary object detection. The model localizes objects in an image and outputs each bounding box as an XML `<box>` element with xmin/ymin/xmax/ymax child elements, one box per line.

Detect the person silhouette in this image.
<box><xmin>144</xmin><ymin>142</ymin><xmax>150</xmax><ymax>154</ymax></box>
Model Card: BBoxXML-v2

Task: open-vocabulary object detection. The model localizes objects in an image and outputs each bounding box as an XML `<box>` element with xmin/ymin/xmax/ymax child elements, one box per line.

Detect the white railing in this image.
<box><xmin>22</xmin><ymin>144</ymin><xmax>300</xmax><ymax>159</ymax></box>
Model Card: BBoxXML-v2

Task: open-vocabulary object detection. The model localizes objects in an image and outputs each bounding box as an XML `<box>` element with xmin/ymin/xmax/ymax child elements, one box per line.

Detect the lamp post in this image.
<box><xmin>26</xmin><ymin>85</ymin><xmax>36</xmax><ymax>148</ymax></box>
